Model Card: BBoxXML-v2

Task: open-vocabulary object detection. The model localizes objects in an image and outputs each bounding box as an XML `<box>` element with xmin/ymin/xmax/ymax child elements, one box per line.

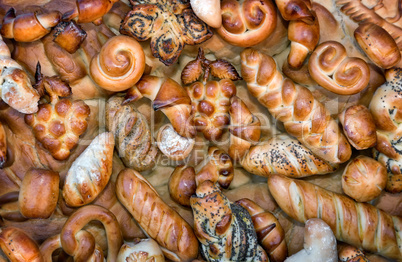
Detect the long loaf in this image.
<box><xmin>267</xmin><ymin>174</ymin><xmax>402</xmax><ymax>261</ymax></box>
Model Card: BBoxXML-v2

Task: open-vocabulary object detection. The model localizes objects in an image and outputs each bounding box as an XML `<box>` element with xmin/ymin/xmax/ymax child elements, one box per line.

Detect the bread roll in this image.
<box><xmin>117</xmin><ymin>239</ymin><xmax>165</xmax><ymax>262</ymax></box>
<box><xmin>338</xmin><ymin>243</ymin><xmax>369</xmax><ymax>262</ymax></box>
<box><xmin>190</xmin><ymin>0</ymin><xmax>221</xmax><ymax>28</ymax></box>
<box><xmin>156</xmin><ymin>124</ymin><xmax>195</xmax><ymax>161</ymax></box>
<box><xmin>53</xmin><ymin>21</ymin><xmax>87</xmax><ymax>54</ymax></box>
<box><xmin>63</xmin><ymin>0</ymin><xmax>119</xmax><ymax>25</ymax></box>
<box><xmin>0</xmin><ymin>227</ymin><xmax>42</xmax><ymax>262</ymax></box>
<box><xmin>168</xmin><ymin>166</ymin><xmax>196</xmax><ymax>207</ymax></box>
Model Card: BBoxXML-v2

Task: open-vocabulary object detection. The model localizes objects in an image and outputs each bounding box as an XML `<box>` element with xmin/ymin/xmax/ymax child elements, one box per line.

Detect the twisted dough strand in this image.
<box><xmin>241</xmin><ymin>48</ymin><xmax>351</xmax><ymax>164</ymax></box>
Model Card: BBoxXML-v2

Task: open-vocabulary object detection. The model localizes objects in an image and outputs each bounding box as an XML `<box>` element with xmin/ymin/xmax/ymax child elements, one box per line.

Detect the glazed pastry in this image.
<box><xmin>370</xmin><ymin>68</ymin><xmax>402</xmax><ymax>193</ymax></box>
<box><xmin>0</xmin><ymin>36</ymin><xmax>39</xmax><ymax>114</ymax></box>
<box><xmin>0</xmin><ymin>227</ymin><xmax>42</xmax><ymax>262</ymax></box>
<box><xmin>190</xmin><ymin>181</ymin><xmax>269</xmax><ymax>262</ymax></box>
<box><xmin>217</xmin><ymin>0</ymin><xmax>277</xmax><ymax>47</ymax></box>
<box><xmin>120</xmin><ymin>0</ymin><xmax>213</xmax><ymax>66</ymax></box>
<box><xmin>182</xmin><ymin>49</ymin><xmax>239</xmax><ymax>140</ymax></box>
<box><xmin>236</xmin><ymin>198</ymin><xmax>287</xmax><ymax>262</ymax></box>
<box><xmin>63</xmin><ymin>0</ymin><xmax>119</xmax><ymax>25</ymax></box>
<box><xmin>190</xmin><ymin>0</ymin><xmax>222</xmax><ymax>28</ymax></box>
<box><xmin>1</xmin><ymin>8</ymin><xmax>60</xmax><ymax>42</ymax></box>
<box><xmin>117</xmin><ymin>239</ymin><xmax>165</xmax><ymax>262</ymax></box>
<box><xmin>156</xmin><ymin>124</ymin><xmax>195</xmax><ymax>161</ymax></box>
<box><xmin>62</xmin><ymin>132</ymin><xmax>114</xmax><ymax>207</ymax></box>
<box><xmin>53</xmin><ymin>21</ymin><xmax>87</xmax><ymax>54</ymax></box>
<box><xmin>339</xmin><ymin>105</ymin><xmax>377</xmax><ymax>150</ymax></box>
<box><xmin>168</xmin><ymin>165</ymin><xmax>197</xmax><ymax>207</ymax></box>
<box><xmin>284</xmin><ymin>218</ymin><xmax>337</xmax><ymax>262</ymax></box>
<box><xmin>338</xmin><ymin>243</ymin><xmax>369</xmax><ymax>262</ymax></box>
<box><xmin>124</xmin><ymin>75</ymin><xmax>196</xmax><ymax>138</ymax></box>
<box><xmin>0</xmin><ymin>192</ymin><xmax>26</xmax><ymax>222</ymax></box>
<box><xmin>241</xmin><ymin>48</ymin><xmax>352</xmax><ymax>164</ymax></box>
<box><xmin>106</xmin><ymin>95</ymin><xmax>157</xmax><ymax>171</ymax></box>
<box><xmin>116</xmin><ymin>168</ymin><xmax>199</xmax><ymax>262</ymax></box>
<box><xmin>24</xmin><ymin>65</ymin><xmax>90</xmax><ymax>160</ymax></box>
<box><xmin>308</xmin><ymin>41</ymin><xmax>370</xmax><ymax>95</ymax></box>
<box><xmin>268</xmin><ymin>174</ymin><xmax>402</xmax><ymax>260</ymax></box>
<box><xmin>0</xmin><ymin>122</ymin><xmax>6</xmax><ymax>168</ymax></box>
<box><xmin>90</xmin><ymin>35</ymin><xmax>145</xmax><ymax>92</ymax></box>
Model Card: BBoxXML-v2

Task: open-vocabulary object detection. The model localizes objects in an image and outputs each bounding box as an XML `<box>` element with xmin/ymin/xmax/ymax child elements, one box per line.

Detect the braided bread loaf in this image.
<box><xmin>268</xmin><ymin>174</ymin><xmax>402</xmax><ymax>261</ymax></box>
<box><xmin>241</xmin><ymin>48</ymin><xmax>351</xmax><ymax>164</ymax></box>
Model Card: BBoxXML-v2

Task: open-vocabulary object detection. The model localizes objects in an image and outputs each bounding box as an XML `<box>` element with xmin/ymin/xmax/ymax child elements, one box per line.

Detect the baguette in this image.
<box><xmin>268</xmin><ymin>174</ymin><xmax>402</xmax><ymax>261</ymax></box>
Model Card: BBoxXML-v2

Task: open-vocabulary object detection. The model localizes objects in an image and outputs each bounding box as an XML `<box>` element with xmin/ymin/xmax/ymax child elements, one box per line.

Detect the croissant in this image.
<box><xmin>236</xmin><ymin>198</ymin><xmax>288</xmax><ymax>262</ymax></box>
<box><xmin>62</xmin><ymin>132</ymin><xmax>114</xmax><ymax>207</ymax></box>
<box><xmin>308</xmin><ymin>41</ymin><xmax>370</xmax><ymax>95</ymax></box>
<box><xmin>90</xmin><ymin>35</ymin><xmax>145</xmax><ymax>92</ymax></box>
<box><xmin>1</xmin><ymin>8</ymin><xmax>61</xmax><ymax>42</ymax></box>
<box><xmin>241</xmin><ymin>48</ymin><xmax>352</xmax><ymax>164</ymax></box>
<box><xmin>190</xmin><ymin>180</ymin><xmax>269</xmax><ymax>262</ymax></box>
<box><xmin>0</xmin><ymin>122</ymin><xmax>6</xmax><ymax>168</ymax></box>
<box><xmin>370</xmin><ymin>68</ymin><xmax>402</xmax><ymax>193</ymax></box>
<box><xmin>116</xmin><ymin>168</ymin><xmax>199</xmax><ymax>262</ymax></box>
<box><xmin>156</xmin><ymin>124</ymin><xmax>195</xmax><ymax>161</ymax></box>
<box><xmin>0</xmin><ymin>227</ymin><xmax>42</xmax><ymax>262</ymax></box>
<box><xmin>124</xmin><ymin>75</ymin><xmax>196</xmax><ymax>138</ymax></box>
<box><xmin>106</xmin><ymin>95</ymin><xmax>157</xmax><ymax>171</ymax></box>
<box><xmin>63</xmin><ymin>0</ymin><xmax>119</xmax><ymax>25</ymax></box>
<box><xmin>0</xmin><ymin>36</ymin><xmax>39</xmax><ymax>114</ymax></box>
<box><xmin>268</xmin><ymin>174</ymin><xmax>402</xmax><ymax>260</ymax></box>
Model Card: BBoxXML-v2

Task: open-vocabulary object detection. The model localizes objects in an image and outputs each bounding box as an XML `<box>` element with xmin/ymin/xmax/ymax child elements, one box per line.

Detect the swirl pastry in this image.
<box><xmin>106</xmin><ymin>95</ymin><xmax>157</xmax><ymax>171</ymax></box>
<box><xmin>90</xmin><ymin>35</ymin><xmax>145</xmax><ymax>92</ymax></box>
<box><xmin>0</xmin><ymin>227</ymin><xmax>42</xmax><ymax>262</ymax></box>
<box><xmin>241</xmin><ymin>48</ymin><xmax>352</xmax><ymax>164</ymax></box>
<box><xmin>370</xmin><ymin>68</ymin><xmax>402</xmax><ymax>193</ymax></box>
<box><xmin>190</xmin><ymin>181</ymin><xmax>269</xmax><ymax>262</ymax></box>
<box><xmin>63</xmin><ymin>0</ymin><xmax>119</xmax><ymax>25</ymax></box>
<box><xmin>308</xmin><ymin>41</ymin><xmax>370</xmax><ymax>95</ymax></box>
<box><xmin>120</xmin><ymin>0</ymin><xmax>213</xmax><ymax>66</ymax></box>
<box><xmin>217</xmin><ymin>0</ymin><xmax>277</xmax><ymax>47</ymax></box>
<box><xmin>1</xmin><ymin>8</ymin><xmax>60</xmax><ymax>42</ymax></box>
<box><xmin>62</xmin><ymin>132</ymin><xmax>114</xmax><ymax>207</ymax></box>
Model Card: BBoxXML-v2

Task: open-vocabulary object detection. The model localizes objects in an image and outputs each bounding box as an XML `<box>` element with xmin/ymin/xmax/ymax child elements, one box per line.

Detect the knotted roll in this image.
<box><xmin>90</xmin><ymin>35</ymin><xmax>145</xmax><ymax>92</ymax></box>
<box><xmin>217</xmin><ymin>0</ymin><xmax>277</xmax><ymax>47</ymax></box>
<box><xmin>1</xmin><ymin>8</ymin><xmax>60</xmax><ymax>42</ymax></box>
<box><xmin>63</xmin><ymin>0</ymin><xmax>120</xmax><ymax>25</ymax></box>
<box><xmin>241</xmin><ymin>48</ymin><xmax>351</xmax><ymax>164</ymax></box>
<box><xmin>308</xmin><ymin>41</ymin><xmax>370</xmax><ymax>95</ymax></box>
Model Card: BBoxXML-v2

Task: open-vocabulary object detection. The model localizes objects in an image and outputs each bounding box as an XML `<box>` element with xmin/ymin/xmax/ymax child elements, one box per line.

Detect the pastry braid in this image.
<box><xmin>241</xmin><ymin>48</ymin><xmax>351</xmax><ymax>164</ymax></box>
<box><xmin>1</xmin><ymin>8</ymin><xmax>61</xmax><ymax>42</ymax></box>
<box><xmin>63</xmin><ymin>0</ymin><xmax>119</xmax><ymax>25</ymax></box>
<box><xmin>236</xmin><ymin>198</ymin><xmax>288</xmax><ymax>262</ymax></box>
<box><xmin>268</xmin><ymin>174</ymin><xmax>402</xmax><ymax>261</ymax></box>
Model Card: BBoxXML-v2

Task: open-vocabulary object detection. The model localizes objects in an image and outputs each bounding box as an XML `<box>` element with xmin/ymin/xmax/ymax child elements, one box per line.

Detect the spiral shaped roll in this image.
<box><xmin>90</xmin><ymin>35</ymin><xmax>145</xmax><ymax>92</ymax></box>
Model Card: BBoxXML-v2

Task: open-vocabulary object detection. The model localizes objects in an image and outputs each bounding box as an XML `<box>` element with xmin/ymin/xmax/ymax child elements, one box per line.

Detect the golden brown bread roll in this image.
<box><xmin>354</xmin><ymin>23</ymin><xmax>401</xmax><ymax>69</ymax></box>
<box><xmin>0</xmin><ymin>122</ymin><xmax>6</xmax><ymax>168</ymax></box>
<box><xmin>124</xmin><ymin>75</ymin><xmax>196</xmax><ymax>138</ymax></box>
<box><xmin>342</xmin><ymin>156</ymin><xmax>387</xmax><ymax>202</ymax></box>
<box><xmin>338</xmin><ymin>105</ymin><xmax>377</xmax><ymax>150</ymax></box>
<box><xmin>236</xmin><ymin>198</ymin><xmax>288</xmax><ymax>262</ymax></box>
<box><xmin>53</xmin><ymin>21</ymin><xmax>87</xmax><ymax>54</ymax></box>
<box><xmin>190</xmin><ymin>181</ymin><xmax>269</xmax><ymax>261</ymax></box>
<box><xmin>338</xmin><ymin>243</ymin><xmax>369</xmax><ymax>262</ymax></box>
<box><xmin>217</xmin><ymin>0</ymin><xmax>277</xmax><ymax>47</ymax></box>
<box><xmin>63</xmin><ymin>0</ymin><xmax>119</xmax><ymax>25</ymax></box>
<box><xmin>0</xmin><ymin>227</ymin><xmax>42</xmax><ymax>262</ymax></box>
<box><xmin>274</xmin><ymin>0</ymin><xmax>312</xmax><ymax>21</ymax></box>
<box><xmin>90</xmin><ymin>35</ymin><xmax>145</xmax><ymax>92</ymax></box>
<box><xmin>241</xmin><ymin>134</ymin><xmax>337</xmax><ymax>178</ymax></box>
<box><xmin>190</xmin><ymin>0</ymin><xmax>221</xmax><ymax>28</ymax></box>
<box><xmin>116</xmin><ymin>168</ymin><xmax>199</xmax><ymax>262</ymax></box>
<box><xmin>168</xmin><ymin>165</ymin><xmax>196</xmax><ymax>207</ymax></box>
<box><xmin>117</xmin><ymin>239</ymin><xmax>165</xmax><ymax>262</ymax></box>
<box><xmin>62</xmin><ymin>132</ymin><xmax>114</xmax><ymax>207</ymax></box>
<box><xmin>18</xmin><ymin>169</ymin><xmax>59</xmax><ymax>219</ymax></box>
<box><xmin>308</xmin><ymin>41</ymin><xmax>370</xmax><ymax>95</ymax></box>
<box><xmin>156</xmin><ymin>124</ymin><xmax>195</xmax><ymax>161</ymax></box>
<box><xmin>106</xmin><ymin>95</ymin><xmax>157</xmax><ymax>171</ymax></box>
<box><xmin>268</xmin><ymin>174</ymin><xmax>402</xmax><ymax>260</ymax></box>
<box><xmin>370</xmin><ymin>68</ymin><xmax>402</xmax><ymax>193</ymax></box>
<box><xmin>240</xmin><ymin>48</ymin><xmax>352</xmax><ymax>164</ymax></box>
<box><xmin>1</xmin><ymin>8</ymin><xmax>61</xmax><ymax>42</ymax></box>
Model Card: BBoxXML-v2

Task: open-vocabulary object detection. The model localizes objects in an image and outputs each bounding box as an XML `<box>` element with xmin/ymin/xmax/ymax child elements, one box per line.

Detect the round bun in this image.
<box><xmin>90</xmin><ymin>35</ymin><xmax>145</xmax><ymax>92</ymax></box>
<box><xmin>342</xmin><ymin>156</ymin><xmax>387</xmax><ymax>202</ymax></box>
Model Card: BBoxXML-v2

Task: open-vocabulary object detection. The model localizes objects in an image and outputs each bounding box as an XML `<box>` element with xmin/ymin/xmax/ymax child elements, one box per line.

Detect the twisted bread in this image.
<box><xmin>228</xmin><ymin>96</ymin><xmax>261</xmax><ymax>162</ymax></box>
<box><xmin>241</xmin><ymin>134</ymin><xmax>337</xmax><ymax>178</ymax></box>
<box><xmin>241</xmin><ymin>48</ymin><xmax>351</xmax><ymax>164</ymax></box>
<box><xmin>1</xmin><ymin>8</ymin><xmax>61</xmax><ymax>42</ymax></box>
<box><xmin>124</xmin><ymin>75</ymin><xmax>196</xmax><ymax>138</ymax></box>
<box><xmin>217</xmin><ymin>0</ymin><xmax>277</xmax><ymax>47</ymax></box>
<box><xmin>19</xmin><ymin>169</ymin><xmax>59</xmax><ymax>219</ymax></box>
<box><xmin>0</xmin><ymin>36</ymin><xmax>39</xmax><ymax>114</ymax></box>
<box><xmin>117</xmin><ymin>239</ymin><xmax>165</xmax><ymax>262</ymax></box>
<box><xmin>236</xmin><ymin>198</ymin><xmax>287</xmax><ymax>262</ymax></box>
<box><xmin>268</xmin><ymin>174</ymin><xmax>402</xmax><ymax>261</ymax></box>
<box><xmin>106</xmin><ymin>96</ymin><xmax>157</xmax><ymax>171</ymax></box>
<box><xmin>308</xmin><ymin>41</ymin><xmax>370</xmax><ymax>95</ymax></box>
<box><xmin>190</xmin><ymin>181</ymin><xmax>268</xmax><ymax>262</ymax></box>
<box><xmin>63</xmin><ymin>0</ymin><xmax>119</xmax><ymax>25</ymax></box>
<box><xmin>90</xmin><ymin>35</ymin><xmax>145</xmax><ymax>92</ymax></box>
<box><xmin>0</xmin><ymin>122</ymin><xmax>6</xmax><ymax>168</ymax></box>
<box><xmin>0</xmin><ymin>227</ymin><xmax>42</xmax><ymax>262</ymax></box>
<box><xmin>116</xmin><ymin>168</ymin><xmax>199</xmax><ymax>262</ymax></box>
<box><xmin>62</xmin><ymin>132</ymin><xmax>114</xmax><ymax>207</ymax></box>
<box><xmin>156</xmin><ymin>124</ymin><xmax>195</xmax><ymax>161</ymax></box>
<box><xmin>60</xmin><ymin>205</ymin><xmax>123</xmax><ymax>262</ymax></box>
